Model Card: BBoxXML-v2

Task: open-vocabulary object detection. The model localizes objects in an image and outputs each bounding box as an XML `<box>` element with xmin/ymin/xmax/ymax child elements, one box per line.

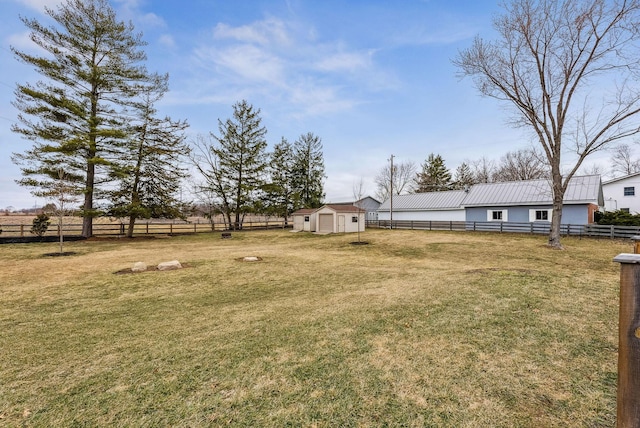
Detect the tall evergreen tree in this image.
<box><xmin>106</xmin><ymin>86</ymin><xmax>190</xmax><ymax>237</ymax></box>
<box><xmin>413</xmin><ymin>153</ymin><xmax>452</xmax><ymax>193</ymax></box>
<box><xmin>11</xmin><ymin>0</ymin><xmax>158</xmax><ymax>237</ymax></box>
<box><xmin>452</xmin><ymin>162</ymin><xmax>475</xmax><ymax>190</ymax></box>
<box><xmin>292</xmin><ymin>132</ymin><xmax>325</xmax><ymax>208</ymax></box>
<box><xmin>211</xmin><ymin>100</ymin><xmax>268</xmax><ymax>230</ymax></box>
<box><xmin>263</xmin><ymin>138</ymin><xmax>295</xmax><ymax>221</ymax></box>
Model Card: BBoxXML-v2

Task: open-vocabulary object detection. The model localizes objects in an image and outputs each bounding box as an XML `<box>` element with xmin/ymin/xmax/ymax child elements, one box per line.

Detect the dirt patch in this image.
<box><xmin>350</xmin><ymin>241</ymin><xmax>369</xmax><ymax>245</ymax></box>
<box><xmin>465</xmin><ymin>268</ymin><xmax>536</xmax><ymax>275</ymax></box>
<box><xmin>42</xmin><ymin>251</ymin><xmax>78</xmax><ymax>257</ymax></box>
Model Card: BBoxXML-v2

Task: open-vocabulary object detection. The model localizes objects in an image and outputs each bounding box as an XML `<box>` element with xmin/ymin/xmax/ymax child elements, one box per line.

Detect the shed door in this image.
<box><xmin>293</xmin><ymin>215</ymin><xmax>303</xmax><ymax>230</ymax></box>
<box><xmin>318</xmin><ymin>213</ymin><xmax>333</xmax><ymax>233</ymax></box>
<box><xmin>338</xmin><ymin>215</ymin><xmax>345</xmax><ymax>233</ymax></box>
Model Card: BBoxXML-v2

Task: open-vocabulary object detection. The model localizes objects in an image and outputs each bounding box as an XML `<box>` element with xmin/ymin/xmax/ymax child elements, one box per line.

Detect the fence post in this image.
<box><xmin>613</xmin><ymin>253</ymin><xmax>640</xmax><ymax>428</ymax></box>
<box><xmin>146</xmin><ymin>222</ymin><xmax>149</xmax><ymax>234</ymax></box>
<box><xmin>612</xmin><ymin>225</ymin><xmax>616</xmax><ymax>240</ymax></box>
<box><xmin>170</xmin><ymin>223</ymin><xmax>173</xmax><ymax>234</ymax></box>
<box><xmin>20</xmin><ymin>224</ymin><xmax>24</xmax><ymax>237</ymax></box>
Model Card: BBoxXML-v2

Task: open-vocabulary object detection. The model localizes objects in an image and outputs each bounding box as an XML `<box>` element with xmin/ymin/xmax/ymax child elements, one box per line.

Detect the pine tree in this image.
<box><xmin>413</xmin><ymin>153</ymin><xmax>452</xmax><ymax>193</ymax></box>
<box><xmin>263</xmin><ymin>138</ymin><xmax>295</xmax><ymax>221</ymax></box>
<box><xmin>11</xmin><ymin>0</ymin><xmax>158</xmax><ymax>237</ymax></box>
<box><xmin>106</xmin><ymin>85</ymin><xmax>190</xmax><ymax>237</ymax></box>
<box><xmin>452</xmin><ymin>162</ymin><xmax>475</xmax><ymax>190</ymax></box>
<box><xmin>212</xmin><ymin>100</ymin><xmax>268</xmax><ymax>230</ymax></box>
<box><xmin>292</xmin><ymin>133</ymin><xmax>325</xmax><ymax>209</ymax></box>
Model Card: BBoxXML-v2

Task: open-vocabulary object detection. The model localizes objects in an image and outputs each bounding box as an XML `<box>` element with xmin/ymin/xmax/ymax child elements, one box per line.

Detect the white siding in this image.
<box><xmin>603</xmin><ymin>175</ymin><xmax>640</xmax><ymax>214</ymax></box>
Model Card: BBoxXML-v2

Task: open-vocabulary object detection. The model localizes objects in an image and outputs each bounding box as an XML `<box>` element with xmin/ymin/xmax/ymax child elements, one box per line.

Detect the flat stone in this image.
<box><xmin>157</xmin><ymin>260</ymin><xmax>183</xmax><ymax>271</ymax></box>
<box><xmin>132</xmin><ymin>262</ymin><xmax>147</xmax><ymax>272</ymax></box>
<box><xmin>243</xmin><ymin>256</ymin><xmax>260</xmax><ymax>262</ymax></box>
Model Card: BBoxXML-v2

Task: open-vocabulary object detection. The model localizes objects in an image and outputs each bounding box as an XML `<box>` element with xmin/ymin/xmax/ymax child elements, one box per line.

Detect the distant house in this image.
<box><xmin>377</xmin><ymin>190</ymin><xmax>467</xmax><ymax>221</ymax></box>
<box><xmin>328</xmin><ymin>196</ymin><xmax>381</xmax><ymax>221</ymax></box>
<box><xmin>376</xmin><ymin>175</ymin><xmax>603</xmax><ymax>225</ymax></box>
<box><xmin>291</xmin><ymin>204</ymin><xmax>365</xmax><ymax>233</ymax></box>
<box><xmin>602</xmin><ymin>172</ymin><xmax>640</xmax><ymax>214</ymax></box>
<box><xmin>463</xmin><ymin>175</ymin><xmax>603</xmax><ymax>224</ymax></box>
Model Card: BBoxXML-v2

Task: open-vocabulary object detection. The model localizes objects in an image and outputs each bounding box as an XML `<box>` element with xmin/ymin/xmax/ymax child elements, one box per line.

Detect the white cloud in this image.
<box><xmin>314</xmin><ymin>50</ymin><xmax>373</xmax><ymax>73</ymax></box>
<box><xmin>158</xmin><ymin>34</ymin><xmax>176</xmax><ymax>49</ymax></box>
<box><xmin>213</xmin><ymin>18</ymin><xmax>291</xmax><ymax>47</ymax></box>
<box><xmin>11</xmin><ymin>0</ymin><xmax>58</xmax><ymax>13</ymax></box>
<box><xmin>180</xmin><ymin>17</ymin><xmax>392</xmax><ymax>119</ymax></box>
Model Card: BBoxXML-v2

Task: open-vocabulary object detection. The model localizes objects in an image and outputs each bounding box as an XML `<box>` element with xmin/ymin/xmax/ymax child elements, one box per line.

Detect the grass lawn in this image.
<box><xmin>0</xmin><ymin>229</ymin><xmax>626</xmax><ymax>426</ymax></box>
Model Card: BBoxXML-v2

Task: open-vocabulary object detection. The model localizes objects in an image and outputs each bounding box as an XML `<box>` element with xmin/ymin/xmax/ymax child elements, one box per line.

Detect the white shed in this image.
<box><xmin>291</xmin><ymin>208</ymin><xmax>317</xmax><ymax>231</ymax></box>
<box><xmin>315</xmin><ymin>205</ymin><xmax>365</xmax><ymax>233</ymax></box>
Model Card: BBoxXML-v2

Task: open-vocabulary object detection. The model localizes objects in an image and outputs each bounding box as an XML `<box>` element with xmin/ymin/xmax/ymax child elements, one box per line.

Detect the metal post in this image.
<box><xmin>613</xmin><ymin>253</ymin><xmax>640</xmax><ymax>428</ymax></box>
<box><xmin>389</xmin><ymin>154</ymin><xmax>394</xmax><ymax>229</ymax></box>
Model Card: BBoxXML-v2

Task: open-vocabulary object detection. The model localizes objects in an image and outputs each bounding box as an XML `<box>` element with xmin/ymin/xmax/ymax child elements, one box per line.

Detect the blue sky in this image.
<box><xmin>0</xmin><ymin>0</ymin><xmax>604</xmax><ymax>209</ymax></box>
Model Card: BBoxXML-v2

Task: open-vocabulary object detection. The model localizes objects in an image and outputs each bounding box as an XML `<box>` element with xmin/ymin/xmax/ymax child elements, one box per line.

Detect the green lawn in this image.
<box><xmin>0</xmin><ymin>229</ymin><xmax>626</xmax><ymax>426</ymax></box>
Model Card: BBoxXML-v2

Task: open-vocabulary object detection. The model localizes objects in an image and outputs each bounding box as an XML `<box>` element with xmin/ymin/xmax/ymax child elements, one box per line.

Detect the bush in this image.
<box><xmin>31</xmin><ymin>213</ymin><xmax>51</xmax><ymax>237</ymax></box>
<box><xmin>596</xmin><ymin>209</ymin><xmax>640</xmax><ymax>226</ymax></box>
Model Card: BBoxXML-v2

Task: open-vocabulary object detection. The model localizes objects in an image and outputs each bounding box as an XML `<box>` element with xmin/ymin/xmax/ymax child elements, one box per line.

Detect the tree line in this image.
<box><xmin>10</xmin><ymin>0</ymin><xmax>325</xmax><ymax>237</ymax></box>
<box><xmin>374</xmin><ymin>148</ymin><xmax>548</xmax><ymax>202</ymax></box>
<box><xmin>190</xmin><ymin>100</ymin><xmax>325</xmax><ymax>230</ymax></box>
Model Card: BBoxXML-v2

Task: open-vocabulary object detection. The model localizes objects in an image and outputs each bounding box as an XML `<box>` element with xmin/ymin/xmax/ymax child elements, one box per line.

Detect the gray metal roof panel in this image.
<box><xmin>462</xmin><ymin>175</ymin><xmax>602</xmax><ymax>207</ymax></box>
<box><xmin>378</xmin><ymin>190</ymin><xmax>468</xmax><ymax>211</ymax></box>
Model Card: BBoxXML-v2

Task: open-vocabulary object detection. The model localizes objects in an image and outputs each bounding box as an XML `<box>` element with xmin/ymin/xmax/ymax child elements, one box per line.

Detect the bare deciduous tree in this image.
<box><xmin>455</xmin><ymin>0</ymin><xmax>640</xmax><ymax>248</ymax></box>
<box><xmin>493</xmin><ymin>148</ymin><xmax>548</xmax><ymax>182</ymax></box>
<box><xmin>469</xmin><ymin>157</ymin><xmax>496</xmax><ymax>184</ymax></box>
<box><xmin>610</xmin><ymin>143</ymin><xmax>640</xmax><ymax>177</ymax></box>
<box><xmin>374</xmin><ymin>160</ymin><xmax>416</xmax><ymax>202</ymax></box>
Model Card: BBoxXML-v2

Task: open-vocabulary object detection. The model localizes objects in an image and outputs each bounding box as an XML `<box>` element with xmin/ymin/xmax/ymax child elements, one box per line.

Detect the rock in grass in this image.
<box><xmin>132</xmin><ymin>262</ymin><xmax>147</xmax><ymax>272</ymax></box>
<box><xmin>157</xmin><ymin>260</ymin><xmax>182</xmax><ymax>271</ymax></box>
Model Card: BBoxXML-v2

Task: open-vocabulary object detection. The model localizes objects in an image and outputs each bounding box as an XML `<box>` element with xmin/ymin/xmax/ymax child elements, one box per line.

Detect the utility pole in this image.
<box><xmin>389</xmin><ymin>154</ymin><xmax>394</xmax><ymax>229</ymax></box>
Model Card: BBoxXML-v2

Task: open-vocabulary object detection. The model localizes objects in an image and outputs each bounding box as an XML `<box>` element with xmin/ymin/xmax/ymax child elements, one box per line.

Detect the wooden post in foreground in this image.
<box><xmin>613</xmin><ymin>253</ymin><xmax>640</xmax><ymax>428</ymax></box>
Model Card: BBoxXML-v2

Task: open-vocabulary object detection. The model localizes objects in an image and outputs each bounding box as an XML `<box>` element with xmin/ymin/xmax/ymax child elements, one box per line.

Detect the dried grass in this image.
<box><xmin>0</xmin><ymin>229</ymin><xmax>626</xmax><ymax>426</ymax></box>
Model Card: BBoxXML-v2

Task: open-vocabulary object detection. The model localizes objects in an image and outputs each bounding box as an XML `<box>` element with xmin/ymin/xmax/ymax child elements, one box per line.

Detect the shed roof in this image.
<box><xmin>323</xmin><ymin>204</ymin><xmax>365</xmax><ymax>213</ymax></box>
<box><xmin>291</xmin><ymin>208</ymin><xmax>317</xmax><ymax>215</ymax></box>
<box><xmin>462</xmin><ymin>175</ymin><xmax>603</xmax><ymax>207</ymax></box>
<box><xmin>378</xmin><ymin>190</ymin><xmax>468</xmax><ymax>212</ymax></box>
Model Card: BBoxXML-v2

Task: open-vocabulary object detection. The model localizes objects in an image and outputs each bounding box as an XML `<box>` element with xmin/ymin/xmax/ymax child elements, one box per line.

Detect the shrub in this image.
<box><xmin>31</xmin><ymin>213</ymin><xmax>51</xmax><ymax>237</ymax></box>
<box><xmin>596</xmin><ymin>209</ymin><xmax>640</xmax><ymax>226</ymax></box>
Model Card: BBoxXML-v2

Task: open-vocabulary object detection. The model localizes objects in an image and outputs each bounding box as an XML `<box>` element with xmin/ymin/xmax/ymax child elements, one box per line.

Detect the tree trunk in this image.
<box><xmin>548</xmin><ymin>172</ymin><xmax>565</xmax><ymax>249</ymax></box>
<box><xmin>81</xmin><ymin>162</ymin><xmax>94</xmax><ymax>238</ymax></box>
<box><xmin>127</xmin><ymin>216</ymin><xmax>136</xmax><ymax>238</ymax></box>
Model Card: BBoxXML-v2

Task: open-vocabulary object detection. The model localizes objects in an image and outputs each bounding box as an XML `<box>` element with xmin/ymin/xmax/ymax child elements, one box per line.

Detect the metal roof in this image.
<box><xmin>602</xmin><ymin>171</ymin><xmax>640</xmax><ymax>185</ymax></box>
<box><xmin>377</xmin><ymin>175</ymin><xmax>603</xmax><ymax>211</ymax></box>
<box><xmin>378</xmin><ymin>190</ymin><xmax>468</xmax><ymax>212</ymax></box>
<box><xmin>462</xmin><ymin>175</ymin><xmax>603</xmax><ymax>207</ymax></box>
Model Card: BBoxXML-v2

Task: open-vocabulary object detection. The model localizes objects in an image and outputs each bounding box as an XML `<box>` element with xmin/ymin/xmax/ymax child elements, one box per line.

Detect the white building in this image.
<box><xmin>602</xmin><ymin>172</ymin><xmax>640</xmax><ymax>214</ymax></box>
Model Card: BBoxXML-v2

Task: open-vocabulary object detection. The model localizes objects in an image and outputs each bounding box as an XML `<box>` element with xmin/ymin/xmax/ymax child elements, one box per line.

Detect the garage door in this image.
<box><xmin>318</xmin><ymin>213</ymin><xmax>333</xmax><ymax>233</ymax></box>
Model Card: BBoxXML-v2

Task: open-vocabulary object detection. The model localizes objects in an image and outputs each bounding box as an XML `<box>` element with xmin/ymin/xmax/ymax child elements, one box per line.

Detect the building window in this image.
<box><xmin>622</xmin><ymin>208</ymin><xmax>630</xmax><ymax>213</ymax></box>
<box><xmin>529</xmin><ymin>209</ymin><xmax>552</xmax><ymax>222</ymax></box>
<box><xmin>304</xmin><ymin>215</ymin><xmax>310</xmax><ymax>222</ymax></box>
<box><xmin>624</xmin><ymin>187</ymin><xmax>635</xmax><ymax>196</ymax></box>
<box><xmin>536</xmin><ymin>210</ymin><xmax>548</xmax><ymax>220</ymax></box>
<box><xmin>352</xmin><ymin>216</ymin><xmax>358</xmax><ymax>223</ymax></box>
<box><xmin>488</xmin><ymin>210</ymin><xmax>507</xmax><ymax>221</ymax></box>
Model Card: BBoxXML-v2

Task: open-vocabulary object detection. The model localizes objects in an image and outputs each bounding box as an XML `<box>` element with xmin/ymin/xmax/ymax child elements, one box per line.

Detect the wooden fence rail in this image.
<box><xmin>366</xmin><ymin>220</ymin><xmax>640</xmax><ymax>240</ymax></box>
<box><xmin>0</xmin><ymin>220</ymin><xmax>292</xmax><ymax>238</ymax></box>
